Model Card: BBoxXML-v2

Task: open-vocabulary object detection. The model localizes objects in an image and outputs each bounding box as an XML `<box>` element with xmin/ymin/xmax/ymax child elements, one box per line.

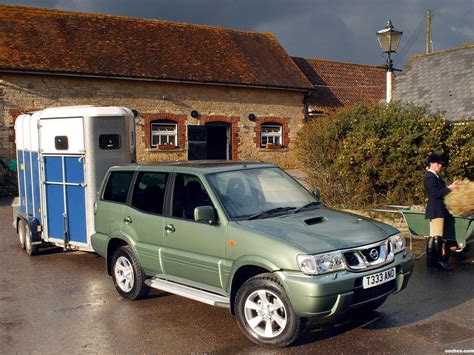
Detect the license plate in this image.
<box><xmin>362</xmin><ymin>267</ymin><xmax>396</xmax><ymax>289</ymax></box>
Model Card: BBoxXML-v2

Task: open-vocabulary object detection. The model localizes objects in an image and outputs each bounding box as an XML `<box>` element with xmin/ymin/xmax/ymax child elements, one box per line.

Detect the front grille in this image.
<box><xmin>342</xmin><ymin>239</ymin><xmax>394</xmax><ymax>271</ymax></box>
<box><xmin>344</xmin><ymin>252</ymin><xmax>359</xmax><ymax>267</ymax></box>
<box><xmin>360</xmin><ymin>246</ymin><xmax>381</xmax><ymax>262</ymax></box>
<box><xmin>351</xmin><ymin>280</ymin><xmax>396</xmax><ymax>305</ymax></box>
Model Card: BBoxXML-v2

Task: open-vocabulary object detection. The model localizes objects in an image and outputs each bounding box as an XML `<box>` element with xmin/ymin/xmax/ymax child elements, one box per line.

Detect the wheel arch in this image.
<box><xmin>106</xmin><ymin>236</ymin><xmax>133</xmax><ymax>275</ymax></box>
<box><xmin>17</xmin><ymin>215</ymin><xmax>42</xmax><ymax>242</ymax></box>
<box><xmin>228</xmin><ymin>256</ymin><xmax>280</xmax><ymax>315</ymax></box>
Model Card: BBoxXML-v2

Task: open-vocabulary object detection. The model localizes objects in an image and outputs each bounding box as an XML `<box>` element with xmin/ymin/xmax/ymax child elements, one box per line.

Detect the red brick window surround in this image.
<box><xmin>254</xmin><ymin>117</ymin><xmax>290</xmax><ymax>148</ymax></box>
<box><xmin>200</xmin><ymin>115</ymin><xmax>240</xmax><ymax>160</ymax></box>
<box><xmin>142</xmin><ymin>113</ymin><xmax>186</xmax><ymax>149</ymax></box>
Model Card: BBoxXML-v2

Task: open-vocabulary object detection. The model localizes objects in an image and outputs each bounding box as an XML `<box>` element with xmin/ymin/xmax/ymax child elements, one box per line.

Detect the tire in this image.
<box><xmin>24</xmin><ymin>222</ymin><xmax>39</xmax><ymax>256</ymax></box>
<box><xmin>451</xmin><ymin>244</ymin><xmax>470</xmax><ymax>257</ymax></box>
<box><xmin>352</xmin><ymin>297</ymin><xmax>387</xmax><ymax>314</ymax></box>
<box><xmin>17</xmin><ymin>219</ymin><xmax>26</xmax><ymax>250</ymax></box>
<box><xmin>235</xmin><ymin>273</ymin><xmax>306</xmax><ymax>347</ymax></box>
<box><xmin>111</xmin><ymin>246</ymin><xmax>149</xmax><ymax>300</ymax></box>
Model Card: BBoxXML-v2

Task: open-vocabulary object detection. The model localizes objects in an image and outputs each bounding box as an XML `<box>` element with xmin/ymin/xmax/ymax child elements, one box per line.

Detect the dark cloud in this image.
<box><xmin>3</xmin><ymin>0</ymin><xmax>473</xmax><ymax>67</ymax></box>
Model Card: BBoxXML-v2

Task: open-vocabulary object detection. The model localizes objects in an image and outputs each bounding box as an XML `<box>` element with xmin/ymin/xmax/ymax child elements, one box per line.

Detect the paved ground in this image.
<box><xmin>1</xmin><ymin>196</ymin><xmax>473</xmax><ymax>354</ymax></box>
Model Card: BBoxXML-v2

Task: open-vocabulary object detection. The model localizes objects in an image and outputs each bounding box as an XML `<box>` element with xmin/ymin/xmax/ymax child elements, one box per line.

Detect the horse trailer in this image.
<box><xmin>11</xmin><ymin>106</ymin><xmax>136</xmax><ymax>254</ymax></box>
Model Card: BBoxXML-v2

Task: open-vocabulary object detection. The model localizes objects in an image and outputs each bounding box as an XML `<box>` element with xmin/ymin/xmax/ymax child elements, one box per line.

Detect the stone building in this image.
<box><xmin>0</xmin><ymin>5</ymin><xmax>313</xmax><ymax>168</ymax></box>
<box><xmin>393</xmin><ymin>44</ymin><xmax>473</xmax><ymax>122</ymax></box>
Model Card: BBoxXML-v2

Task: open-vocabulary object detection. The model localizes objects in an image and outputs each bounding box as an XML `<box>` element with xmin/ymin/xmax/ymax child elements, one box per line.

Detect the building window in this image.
<box><xmin>260</xmin><ymin>124</ymin><xmax>282</xmax><ymax>148</ymax></box>
<box><xmin>151</xmin><ymin>121</ymin><xmax>177</xmax><ymax>147</ymax></box>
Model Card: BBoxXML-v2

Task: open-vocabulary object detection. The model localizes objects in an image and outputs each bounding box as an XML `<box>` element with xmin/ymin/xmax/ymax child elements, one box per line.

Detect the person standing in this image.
<box><xmin>424</xmin><ymin>153</ymin><xmax>458</xmax><ymax>271</ymax></box>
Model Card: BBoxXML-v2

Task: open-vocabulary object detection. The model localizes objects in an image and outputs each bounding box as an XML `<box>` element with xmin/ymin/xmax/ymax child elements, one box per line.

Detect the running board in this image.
<box><xmin>146</xmin><ymin>278</ymin><xmax>230</xmax><ymax>308</ymax></box>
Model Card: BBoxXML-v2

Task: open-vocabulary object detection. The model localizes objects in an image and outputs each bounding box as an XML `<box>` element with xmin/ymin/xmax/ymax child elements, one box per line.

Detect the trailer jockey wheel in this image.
<box><xmin>24</xmin><ymin>223</ymin><xmax>39</xmax><ymax>256</ymax></box>
<box><xmin>17</xmin><ymin>219</ymin><xmax>27</xmax><ymax>250</ymax></box>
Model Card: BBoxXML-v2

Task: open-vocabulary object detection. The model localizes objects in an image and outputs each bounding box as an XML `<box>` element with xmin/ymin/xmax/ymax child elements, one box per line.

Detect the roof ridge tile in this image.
<box><xmin>0</xmin><ymin>3</ymin><xmax>270</xmax><ymax>36</ymax></box>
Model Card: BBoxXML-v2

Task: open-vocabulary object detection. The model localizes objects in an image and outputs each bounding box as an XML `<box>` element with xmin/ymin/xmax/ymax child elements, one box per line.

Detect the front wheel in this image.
<box><xmin>235</xmin><ymin>273</ymin><xmax>306</xmax><ymax>347</ymax></box>
<box><xmin>111</xmin><ymin>246</ymin><xmax>149</xmax><ymax>300</ymax></box>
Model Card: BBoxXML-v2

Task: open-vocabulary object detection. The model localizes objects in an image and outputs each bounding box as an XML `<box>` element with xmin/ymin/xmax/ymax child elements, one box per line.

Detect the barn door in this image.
<box><xmin>187</xmin><ymin>125</ymin><xmax>207</xmax><ymax>160</ymax></box>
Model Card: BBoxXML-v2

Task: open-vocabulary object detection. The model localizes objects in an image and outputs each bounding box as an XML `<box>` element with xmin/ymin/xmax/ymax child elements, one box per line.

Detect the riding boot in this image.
<box><xmin>433</xmin><ymin>236</ymin><xmax>453</xmax><ymax>271</ymax></box>
<box><xmin>426</xmin><ymin>236</ymin><xmax>436</xmax><ymax>268</ymax></box>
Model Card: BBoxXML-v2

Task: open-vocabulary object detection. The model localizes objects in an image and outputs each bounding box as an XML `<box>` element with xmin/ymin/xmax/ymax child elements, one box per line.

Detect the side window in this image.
<box><xmin>99</xmin><ymin>134</ymin><xmax>121</xmax><ymax>150</ymax></box>
<box><xmin>172</xmin><ymin>174</ymin><xmax>213</xmax><ymax>220</ymax></box>
<box><xmin>102</xmin><ymin>171</ymin><xmax>134</xmax><ymax>203</ymax></box>
<box><xmin>131</xmin><ymin>172</ymin><xmax>168</xmax><ymax>214</ymax></box>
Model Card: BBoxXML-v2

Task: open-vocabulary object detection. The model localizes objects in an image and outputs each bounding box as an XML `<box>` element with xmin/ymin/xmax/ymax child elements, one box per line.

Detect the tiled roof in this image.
<box><xmin>292</xmin><ymin>57</ymin><xmax>386</xmax><ymax>112</ymax></box>
<box><xmin>393</xmin><ymin>45</ymin><xmax>473</xmax><ymax>122</ymax></box>
<box><xmin>0</xmin><ymin>4</ymin><xmax>312</xmax><ymax>90</ymax></box>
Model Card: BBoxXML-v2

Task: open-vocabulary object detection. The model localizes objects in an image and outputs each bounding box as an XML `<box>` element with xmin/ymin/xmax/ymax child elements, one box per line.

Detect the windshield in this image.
<box><xmin>207</xmin><ymin>167</ymin><xmax>318</xmax><ymax>220</ymax></box>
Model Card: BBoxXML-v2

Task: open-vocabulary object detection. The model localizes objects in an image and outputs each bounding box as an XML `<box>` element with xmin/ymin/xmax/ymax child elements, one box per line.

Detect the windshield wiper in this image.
<box><xmin>247</xmin><ymin>207</ymin><xmax>296</xmax><ymax>220</ymax></box>
<box><xmin>293</xmin><ymin>201</ymin><xmax>323</xmax><ymax>214</ymax></box>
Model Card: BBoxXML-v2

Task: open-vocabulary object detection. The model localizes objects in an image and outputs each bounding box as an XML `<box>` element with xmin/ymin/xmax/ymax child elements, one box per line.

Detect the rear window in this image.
<box><xmin>103</xmin><ymin>171</ymin><xmax>134</xmax><ymax>203</ymax></box>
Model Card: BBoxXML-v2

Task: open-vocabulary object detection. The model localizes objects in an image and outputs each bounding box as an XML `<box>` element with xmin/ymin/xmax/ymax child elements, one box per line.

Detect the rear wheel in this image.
<box><xmin>235</xmin><ymin>273</ymin><xmax>306</xmax><ymax>347</ymax></box>
<box><xmin>17</xmin><ymin>219</ymin><xmax>26</xmax><ymax>250</ymax></box>
<box><xmin>111</xmin><ymin>246</ymin><xmax>149</xmax><ymax>300</ymax></box>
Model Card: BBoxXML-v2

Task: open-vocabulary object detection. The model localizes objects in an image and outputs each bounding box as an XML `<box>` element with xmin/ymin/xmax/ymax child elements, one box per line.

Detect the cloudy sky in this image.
<box><xmin>3</xmin><ymin>0</ymin><xmax>473</xmax><ymax>68</ymax></box>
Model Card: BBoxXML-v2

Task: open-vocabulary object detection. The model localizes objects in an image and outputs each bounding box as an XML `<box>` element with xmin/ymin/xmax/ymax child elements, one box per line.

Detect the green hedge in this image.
<box><xmin>296</xmin><ymin>102</ymin><xmax>473</xmax><ymax>208</ymax></box>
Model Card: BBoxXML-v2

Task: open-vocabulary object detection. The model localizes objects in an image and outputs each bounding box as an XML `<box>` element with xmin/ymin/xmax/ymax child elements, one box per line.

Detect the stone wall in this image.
<box><xmin>0</xmin><ymin>74</ymin><xmax>306</xmax><ymax>168</ymax></box>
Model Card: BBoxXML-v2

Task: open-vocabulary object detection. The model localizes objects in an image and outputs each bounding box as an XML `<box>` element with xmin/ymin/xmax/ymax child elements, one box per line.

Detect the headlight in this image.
<box><xmin>297</xmin><ymin>251</ymin><xmax>346</xmax><ymax>275</ymax></box>
<box><xmin>389</xmin><ymin>233</ymin><xmax>405</xmax><ymax>254</ymax></box>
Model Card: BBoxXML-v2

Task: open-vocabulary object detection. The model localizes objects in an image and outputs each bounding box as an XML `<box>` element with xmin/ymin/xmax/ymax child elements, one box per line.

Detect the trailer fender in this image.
<box><xmin>15</xmin><ymin>215</ymin><xmax>41</xmax><ymax>242</ymax></box>
<box><xmin>25</xmin><ymin>216</ymin><xmax>42</xmax><ymax>243</ymax></box>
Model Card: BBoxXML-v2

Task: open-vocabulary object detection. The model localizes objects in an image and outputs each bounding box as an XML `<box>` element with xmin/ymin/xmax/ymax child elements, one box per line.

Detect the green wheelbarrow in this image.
<box><xmin>369</xmin><ymin>205</ymin><xmax>473</xmax><ymax>258</ymax></box>
<box><xmin>399</xmin><ymin>208</ymin><xmax>473</xmax><ymax>256</ymax></box>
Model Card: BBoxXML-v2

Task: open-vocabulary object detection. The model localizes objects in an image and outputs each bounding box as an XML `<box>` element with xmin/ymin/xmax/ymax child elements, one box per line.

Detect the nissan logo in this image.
<box><xmin>369</xmin><ymin>248</ymin><xmax>379</xmax><ymax>260</ymax></box>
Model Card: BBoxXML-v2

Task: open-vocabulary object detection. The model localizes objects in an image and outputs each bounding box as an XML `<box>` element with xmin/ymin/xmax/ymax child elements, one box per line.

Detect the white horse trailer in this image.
<box><xmin>12</xmin><ymin>106</ymin><xmax>136</xmax><ymax>254</ymax></box>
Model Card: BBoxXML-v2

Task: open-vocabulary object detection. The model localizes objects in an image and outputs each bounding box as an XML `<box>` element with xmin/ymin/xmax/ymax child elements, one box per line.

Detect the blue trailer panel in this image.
<box><xmin>66</xmin><ymin>184</ymin><xmax>87</xmax><ymax>243</ymax></box>
<box><xmin>45</xmin><ymin>183</ymin><xmax>65</xmax><ymax>240</ymax></box>
<box><xmin>32</xmin><ymin>152</ymin><xmax>42</xmax><ymax>223</ymax></box>
<box><xmin>17</xmin><ymin>151</ymin><xmax>26</xmax><ymax>216</ymax></box>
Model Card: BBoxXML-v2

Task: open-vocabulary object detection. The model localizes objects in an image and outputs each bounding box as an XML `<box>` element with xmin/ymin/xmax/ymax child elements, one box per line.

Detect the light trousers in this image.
<box><xmin>429</xmin><ymin>218</ymin><xmax>444</xmax><ymax>237</ymax></box>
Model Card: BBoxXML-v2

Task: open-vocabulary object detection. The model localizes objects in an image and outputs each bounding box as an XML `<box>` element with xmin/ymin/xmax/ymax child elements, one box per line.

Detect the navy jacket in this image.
<box><xmin>424</xmin><ymin>171</ymin><xmax>451</xmax><ymax>219</ymax></box>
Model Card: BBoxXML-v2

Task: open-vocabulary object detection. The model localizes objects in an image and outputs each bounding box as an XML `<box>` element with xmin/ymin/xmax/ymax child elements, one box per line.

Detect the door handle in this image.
<box><xmin>165</xmin><ymin>224</ymin><xmax>175</xmax><ymax>233</ymax></box>
<box><xmin>124</xmin><ymin>216</ymin><xmax>133</xmax><ymax>224</ymax></box>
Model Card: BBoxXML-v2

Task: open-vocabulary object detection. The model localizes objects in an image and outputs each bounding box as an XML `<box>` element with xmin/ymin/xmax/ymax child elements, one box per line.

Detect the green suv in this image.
<box><xmin>92</xmin><ymin>161</ymin><xmax>414</xmax><ymax>347</ymax></box>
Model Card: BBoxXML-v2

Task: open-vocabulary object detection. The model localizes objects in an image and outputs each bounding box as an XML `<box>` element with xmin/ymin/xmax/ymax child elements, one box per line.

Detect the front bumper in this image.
<box><xmin>276</xmin><ymin>250</ymin><xmax>414</xmax><ymax>319</ymax></box>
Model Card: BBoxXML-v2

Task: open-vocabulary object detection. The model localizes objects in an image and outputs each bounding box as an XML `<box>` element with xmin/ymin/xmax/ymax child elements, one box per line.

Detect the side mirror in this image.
<box><xmin>311</xmin><ymin>188</ymin><xmax>321</xmax><ymax>202</ymax></box>
<box><xmin>194</xmin><ymin>206</ymin><xmax>217</xmax><ymax>225</ymax></box>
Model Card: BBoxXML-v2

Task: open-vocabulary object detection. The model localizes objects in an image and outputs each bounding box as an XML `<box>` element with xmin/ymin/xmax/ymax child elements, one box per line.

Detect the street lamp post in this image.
<box><xmin>376</xmin><ymin>20</ymin><xmax>403</xmax><ymax>103</ymax></box>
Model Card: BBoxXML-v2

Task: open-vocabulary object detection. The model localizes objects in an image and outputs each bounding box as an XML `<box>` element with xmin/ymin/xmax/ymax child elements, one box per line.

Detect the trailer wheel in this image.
<box><xmin>24</xmin><ymin>223</ymin><xmax>39</xmax><ymax>256</ymax></box>
<box><xmin>17</xmin><ymin>219</ymin><xmax>26</xmax><ymax>250</ymax></box>
<box><xmin>111</xmin><ymin>246</ymin><xmax>149</xmax><ymax>300</ymax></box>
